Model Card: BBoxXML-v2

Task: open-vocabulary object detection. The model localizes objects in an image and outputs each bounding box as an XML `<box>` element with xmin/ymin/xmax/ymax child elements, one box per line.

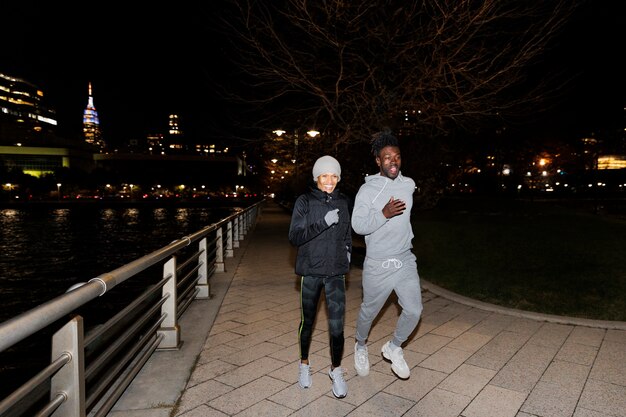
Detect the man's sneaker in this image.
<box><xmin>381</xmin><ymin>341</ymin><xmax>410</xmax><ymax>379</ymax></box>
<box><xmin>328</xmin><ymin>367</ymin><xmax>347</xmax><ymax>398</ymax></box>
<box><xmin>354</xmin><ymin>342</ymin><xmax>370</xmax><ymax>376</ymax></box>
<box><xmin>298</xmin><ymin>363</ymin><xmax>312</xmax><ymax>388</ymax></box>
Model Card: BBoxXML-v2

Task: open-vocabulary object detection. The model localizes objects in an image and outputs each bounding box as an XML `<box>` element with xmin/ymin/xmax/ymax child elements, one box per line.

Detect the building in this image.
<box><xmin>0</xmin><ymin>72</ymin><xmax>58</xmax><ymax>144</ymax></box>
<box><xmin>83</xmin><ymin>82</ymin><xmax>105</xmax><ymax>151</ymax></box>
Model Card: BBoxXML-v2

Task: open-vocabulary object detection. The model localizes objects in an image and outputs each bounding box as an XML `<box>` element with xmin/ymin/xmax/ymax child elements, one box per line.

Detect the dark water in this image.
<box><xmin>0</xmin><ymin>204</ymin><xmax>239</xmax><ymax>324</ymax></box>
<box><xmin>0</xmin><ymin>203</ymin><xmax>245</xmax><ymax>399</ymax></box>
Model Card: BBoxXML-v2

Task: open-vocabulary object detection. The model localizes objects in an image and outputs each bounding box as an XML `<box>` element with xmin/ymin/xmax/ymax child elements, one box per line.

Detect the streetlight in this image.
<box><xmin>56</xmin><ymin>183</ymin><xmax>62</xmax><ymax>201</ymax></box>
<box><xmin>273</xmin><ymin>128</ymin><xmax>320</xmax><ymax>187</ymax></box>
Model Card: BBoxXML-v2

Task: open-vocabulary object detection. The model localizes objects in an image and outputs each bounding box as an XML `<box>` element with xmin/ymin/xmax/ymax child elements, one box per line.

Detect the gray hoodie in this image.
<box><xmin>351</xmin><ymin>172</ymin><xmax>415</xmax><ymax>259</ymax></box>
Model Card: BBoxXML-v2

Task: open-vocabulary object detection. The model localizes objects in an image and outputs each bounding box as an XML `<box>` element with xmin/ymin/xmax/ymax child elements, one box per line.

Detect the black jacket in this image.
<box><xmin>288</xmin><ymin>187</ymin><xmax>352</xmax><ymax>277</ymax></box>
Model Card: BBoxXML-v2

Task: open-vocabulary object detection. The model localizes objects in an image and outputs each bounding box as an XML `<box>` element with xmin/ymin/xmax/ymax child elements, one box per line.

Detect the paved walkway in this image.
<box><xmin>110</xmin><ymin>201</ymin><xmax>626</xmax><ymax>417</ymax></box>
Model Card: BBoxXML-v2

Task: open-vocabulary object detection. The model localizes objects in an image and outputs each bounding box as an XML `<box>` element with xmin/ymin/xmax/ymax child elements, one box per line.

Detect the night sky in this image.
<box><xmin>1</xmin><ymin>2</ymin><xmax>624</xmax><ymax>148</ymax></box>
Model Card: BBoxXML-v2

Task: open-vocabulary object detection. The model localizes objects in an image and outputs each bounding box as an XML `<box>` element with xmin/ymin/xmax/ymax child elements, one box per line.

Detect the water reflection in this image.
<box><xmin>0</xmin><ymin>205</ymin><xmax>231</xmax><ymax>323</ymax></box>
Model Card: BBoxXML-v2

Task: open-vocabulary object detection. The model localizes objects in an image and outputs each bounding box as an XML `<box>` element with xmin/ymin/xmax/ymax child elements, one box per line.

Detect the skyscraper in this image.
<box><xmin>0</xmin><ymin>72</ymin><xmax>58</xmax><ymax>144</ymax></box>
<box><xmin>83</xmin><ymin>82</ymin><xmax>104</xmax><ymax>151</ymax></box>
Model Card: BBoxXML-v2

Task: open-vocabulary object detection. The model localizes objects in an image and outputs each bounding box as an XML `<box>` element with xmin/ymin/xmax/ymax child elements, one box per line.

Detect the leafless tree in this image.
<box><xmin>214</xmin><ymin>0</ymin><xmax>579</xmax><ymax>147</ymax></box>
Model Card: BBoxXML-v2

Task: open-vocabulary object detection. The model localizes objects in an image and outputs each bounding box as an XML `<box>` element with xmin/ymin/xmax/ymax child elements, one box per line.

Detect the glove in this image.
<box><xmin>324</xmin><ymin>208</ymin><xmax>339</xmax><ymax>226</ymax></box>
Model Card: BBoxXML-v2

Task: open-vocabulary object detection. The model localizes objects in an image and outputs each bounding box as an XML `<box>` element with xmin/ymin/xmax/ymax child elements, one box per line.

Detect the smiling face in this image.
<box><xmin>376</xmin><ymin>145</ymin><xmax>401</xmax><ymax>179</ymax></box>
<box><xmin>316</xmin><ymin>172</ymin><xmax>339</xmax><ymax>193</ymax></box>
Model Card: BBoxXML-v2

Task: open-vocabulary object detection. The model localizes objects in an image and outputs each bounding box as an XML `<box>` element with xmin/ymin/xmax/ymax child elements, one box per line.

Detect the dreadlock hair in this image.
<box><xmin>370</xmin><ymin>128</ymin><xmax>399</xmax><ymax>157</ymax></box>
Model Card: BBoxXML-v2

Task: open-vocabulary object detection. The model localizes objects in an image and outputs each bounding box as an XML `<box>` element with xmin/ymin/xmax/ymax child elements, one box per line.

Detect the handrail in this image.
<box><xmin>0</xmin><ymin>199</ymin><xmax>265</xmax><ymax>417</ymax></box>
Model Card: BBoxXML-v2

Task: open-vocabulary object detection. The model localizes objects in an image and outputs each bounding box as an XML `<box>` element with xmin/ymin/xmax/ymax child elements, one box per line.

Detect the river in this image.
<box><xmin>0</xmin><ymin>202</ymin><xmax>246</xmax><ymax>322</ymax></box>
<box><xmin>0</xmin><ymin>200</ymin><xmax>252</xmax><ymax>398</ymax></box>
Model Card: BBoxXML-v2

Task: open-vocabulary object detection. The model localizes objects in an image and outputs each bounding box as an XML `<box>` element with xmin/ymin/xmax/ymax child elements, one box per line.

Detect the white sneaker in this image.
<box><xmin>328</xmin><ymin>367</ymin><xmax>347</xmax><ymax>398</ymax></box>
<box><xmin>298</xmin><ymin>363</ymin><xmax>312</xmax><ymax>388</ymax></box>
<box><xmin>381</xmin><ymin>341</ymin><xmax>410</xmax><ymax>379</ymax></box>
<box><xmin>354</xmin><ymin>342</ymin><xmax>370</xmax><ymax>376</ymax></box>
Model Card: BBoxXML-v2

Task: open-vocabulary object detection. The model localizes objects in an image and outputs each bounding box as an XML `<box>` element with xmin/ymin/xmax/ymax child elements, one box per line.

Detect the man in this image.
<box><xmin>288</xmin><ymin>155</ymin><xmax>352</xmax><ymax>398</ymax></box>
<box><xmin>351</xmin><ymin>129</ymin><xmax>423</xmax><ymax>379</ymax></box>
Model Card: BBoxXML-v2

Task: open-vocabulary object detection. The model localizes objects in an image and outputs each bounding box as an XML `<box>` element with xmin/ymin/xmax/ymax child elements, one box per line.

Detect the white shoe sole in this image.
<box><xmin>381</xmin><ymin>345</ymin><xmax>410</xmax><ymax>379</ymax></box>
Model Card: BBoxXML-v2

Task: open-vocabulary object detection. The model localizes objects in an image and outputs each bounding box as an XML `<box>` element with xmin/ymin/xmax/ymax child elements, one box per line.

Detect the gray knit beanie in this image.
<box><xmin>312</xmin><ymin>155</ymin><xmax>341</xmax><ymax>181</ymax></box>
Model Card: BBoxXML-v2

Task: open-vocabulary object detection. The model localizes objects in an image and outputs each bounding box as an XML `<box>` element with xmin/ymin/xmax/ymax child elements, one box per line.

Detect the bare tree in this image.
<box><xmin>213</xmin><ymin>0</ymin><xmax>579</xmax><ymax>146</ymax></box>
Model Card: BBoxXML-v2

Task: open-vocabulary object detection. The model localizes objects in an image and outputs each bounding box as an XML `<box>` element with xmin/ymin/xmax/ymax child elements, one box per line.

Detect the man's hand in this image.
<box><xmin>324</xmin><ymin>208</ymin><xmax>340</xmax><ymax>226</ymax></box>
<box><xmin>382</xmin><ymin>197</ymin><xmax>406</xmax><ymax>219</ymax></box>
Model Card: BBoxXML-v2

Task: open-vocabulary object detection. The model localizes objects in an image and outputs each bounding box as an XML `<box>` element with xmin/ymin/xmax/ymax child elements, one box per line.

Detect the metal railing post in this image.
<box><xmin>196</xmin><ymin>237</ymin><xmax>210</xmax><ymax>298</ymax></box>
<box><xmin>225</xmin><ymin>220</ymin><xmax>234</xmax><ymax>257</ymax></box>
<box><xmin>51</xmin><ymin>316</ymin><xmax>85</xmax><ymax>417</ymax></box>
<box><xmin>240</xmin><ymin>211</ymin><xmax>248</xmax><ymax>237</ymax></box>
<box><xmin>233</xmin><ymin>217</ymin><xmax>240</xmax><ymax>248</ymax></box>
<box><xmin>215</xmin><ymin>226</ymin><xmax>225</xmax><ymax>272</ymax></box>
<box><xmin>239</xmin><ymin>213</ymin><xmax>246</xmax><ymax>240</ymax></box>
<box><xmin>157</xmin><ymin>257</ymin><xmax>181</xmax><ymax>350</ymax></box>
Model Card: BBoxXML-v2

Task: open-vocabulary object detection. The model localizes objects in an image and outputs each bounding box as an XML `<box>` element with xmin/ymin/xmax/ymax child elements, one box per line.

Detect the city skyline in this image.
<box><xmin>1</xmin><ymin>2</ymin><xmax>624</xmax><ymax>149</ymax></box>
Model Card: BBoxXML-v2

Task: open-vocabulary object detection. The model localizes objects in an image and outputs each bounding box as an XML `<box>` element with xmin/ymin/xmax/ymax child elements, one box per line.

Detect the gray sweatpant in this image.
<box><xmin>355</xmin><ymin>250</ymin><xmax>423</xmax><ymax>347</ymax></box>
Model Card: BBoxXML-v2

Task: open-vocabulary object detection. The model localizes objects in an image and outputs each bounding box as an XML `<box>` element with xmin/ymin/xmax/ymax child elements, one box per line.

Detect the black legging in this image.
<box><xmin>298</xmin><ymin>275</ymin><xmax>346</xmax><ymax>368</ymax></box>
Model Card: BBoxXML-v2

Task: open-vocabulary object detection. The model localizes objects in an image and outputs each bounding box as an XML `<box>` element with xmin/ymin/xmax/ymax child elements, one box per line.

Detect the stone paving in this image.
<box><xmin>110</xmin><ymin>201</ymin><xmax>626</xmax><ymax>417</ymax></box>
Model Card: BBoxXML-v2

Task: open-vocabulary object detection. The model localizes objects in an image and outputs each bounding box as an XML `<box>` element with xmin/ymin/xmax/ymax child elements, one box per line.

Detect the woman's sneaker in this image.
<box><xmin>298</xmin><ymin>363</ymin><xmax>312</xmax><ymax>388</ymax></box>
<box><xmin>328</xmin><ymin>367</ymin><xmax>347</xmax><ymax>398</ymax></box>
<box><xmin>381</xmin><ymin>341</ymin><xmax>410</xmax><ymax>379</ymax></box>
<box><xmin>354</xmin><ymin>342</ymin><xmax>370</xmax><ymax>376</ymax></box>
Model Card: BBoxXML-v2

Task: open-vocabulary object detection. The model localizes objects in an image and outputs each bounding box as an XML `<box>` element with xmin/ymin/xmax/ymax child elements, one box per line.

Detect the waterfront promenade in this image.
<box><xmin>110</xmin><ymin>200</ymin><xmax>626</xmax><ymax>417</ymax></box>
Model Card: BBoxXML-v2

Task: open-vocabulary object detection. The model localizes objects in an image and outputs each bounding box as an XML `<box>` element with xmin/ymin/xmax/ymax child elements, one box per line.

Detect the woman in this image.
<box><xmin>288</xmin><ymin>155</ymin><xmax>352</xmax><ymax>398</ymax></box>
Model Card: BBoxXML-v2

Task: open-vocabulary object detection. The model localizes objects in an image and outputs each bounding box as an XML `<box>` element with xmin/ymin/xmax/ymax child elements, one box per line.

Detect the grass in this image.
<box><xmin>410</xmin><ymin>196</ymin><xmax>626</xmax><ymax>321</ymax></box>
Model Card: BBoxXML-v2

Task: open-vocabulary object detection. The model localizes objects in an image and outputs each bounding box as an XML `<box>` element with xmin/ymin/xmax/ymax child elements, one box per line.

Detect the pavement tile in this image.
<box><xmin>579</xmin><ymin>379</ymin><xmax>626</xmax><ymax>416</ymax></box>
<box><xmin>228</xmin><ymin>318</ymin><xmax>284</xmax><ymax>336</ymax></box>
<box><xmin>175</xmin><ymin>379</ymin><xmax>234</xmax><ymax>415</ymax></box>
<box><xmin>527</xmin><ymin>323</ymin><xmax>573</xmax><ymax>348</ymax></box>
<box><xmin>220</xmin><ymin>341</ymin><xmax>285</xmax><ymax>367</ymax></box>
<box><xmin>470</xmin><ymin>314</ymin><xmax>517</xmax><ymax>336</ymax></box>
<box><xmin>541</xmin><ymin>360</ymin><xmax>591</xmax><ymax>391</ymax></box>
<box><xmin>490</xmin><ymin>342</ymin><xmax>558</xmax><ymax>393</ymax></box>
<box><xmin>346</xmin><ymin>391</ymin><xmax>414</xmax><ymax>417</ymax></box>
<box><xmin>176</xmin><ymin>404</ymin><xmax>228</xmax><ymax>417</ymax></box>
<box><xmin>232</xmin><ymin>399</ymin><xmax>293</xmax><ymax>417</ymax></box>
<box><xmin>188</xmin><ymin>359</ymin><xmax>237</xmax><ymax>386</ymax></box>
<box><xmin>214</xmin><ymin>356</ymin><xmax>287</xmax><ymax>387</ymax></box>
<box><xmin>604</xmin><ymin>329</ymin><xmax>626</xmax><ymax>344</ymax></box>
<box><xmin>202</xmin><ymin>330</ymin><xmax>243</xmax><ymax>349</ymax></box>
<box><xmin>446</xmin><ymin>331</ymin><xmax>493</xmax><ymax>353</ymax></box>
<box><xmin>409</xmin><ymin>333</ymin><xmax>452</xmax><ymax>355</ymax></box>
<box><xmin>555</xmin><ymin>340</ymin><xmax>599</xmax><ymax>366</ymax></box>
<box><xmin>419</xmin><ymin>346</ymin><xmax>473</xmax><ymax>374</ymax></box>
<box><xmin>294</xmin><ymin>394</ymin><xmax>356</xmax><ymax>416</ymax></box>
<box><xmin>466</xmin><ymin>331</ymin><xmax>530</xmax><ymax>371</ymax></box>
<box><xmin>267</xmin><ymin>371</ymin><xmax>332</xmax><ymax>410</ymax></box>
<box><xmin>567</xmin><ymin>326</ymin><xmax>606</xmax><ymax>347</ymax></box>
<box><xmin>438</xmin><ymin>364</ymin><xmax>497</xmax><ymax>398</ymax></box>
<box><xmin>521</xmin><ymin>380</ymin><xmax>580</xmax><ymax>417</ymax></box>
<box><xmin>404</xmin><ymin>387</ymin><xmax>471</xmax><ymax>417</ymax></box>
<box><xmin>573</xmin><ymin>407</ymin><xmax>620</xmax><ymax>417</ymax></box>
<box><xmin>506</xmin><ymin>317</ymin><xmax>544</xmax><ymax>336</ymax></box>
<box><xmin>589</xmin><ymin>340</ymin><xmax>626</xmax><ymax>386</ymax></box>
<box><xmin>463</xmin><ymin>384</ymin><xmax>527</xmax><ymax>417</ymax></box>
<box><xmin>207</xmin><ymin>376</ymin><xmax>289</xmax><ymax>415</ymax></box>
<box><xmin>382</xmin><ymin>366</ymin><xmax>447</xmax><ymax>402</ymax></box>
<box><xmin>338</xmin><ymin>369</ymin><xmax>397</xmax><ymax>406</ymax></box>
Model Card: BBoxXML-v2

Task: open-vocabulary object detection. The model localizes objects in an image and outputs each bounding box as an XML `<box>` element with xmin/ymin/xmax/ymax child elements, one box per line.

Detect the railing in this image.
<box><xmin>0</xmin><ymin>200</ymin><xmax>264</xmax><ymax>417</ymax></box>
